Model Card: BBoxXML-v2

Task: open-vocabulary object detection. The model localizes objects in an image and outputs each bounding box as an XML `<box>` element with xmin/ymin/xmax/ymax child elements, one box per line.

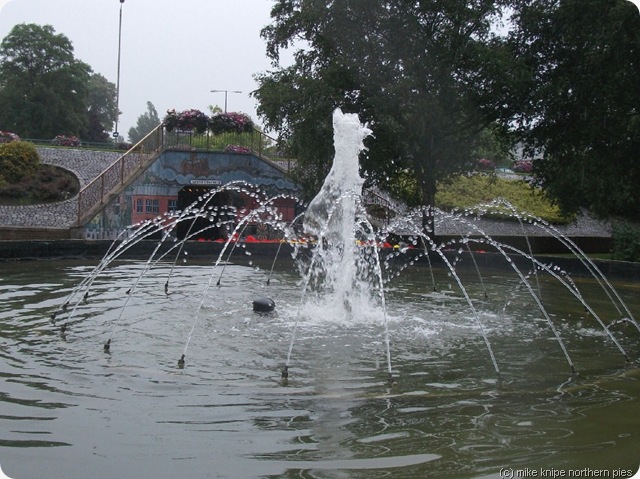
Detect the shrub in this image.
<box><xmin>0</xmin><ymin>141</ymin><xmax>40</xmax><ymax>184</ymax></box>
<box><xmin>611</xmin><ymin>222</ymin><xmax>640</xmax><ymax>262</ymax></box>
<box><xmin>387</xmin><ymin>170</ymin><xmax>421</xmax><ymax>207</ymax></box>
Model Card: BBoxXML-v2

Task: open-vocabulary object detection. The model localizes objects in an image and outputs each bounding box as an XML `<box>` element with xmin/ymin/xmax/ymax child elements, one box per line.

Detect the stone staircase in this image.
<box><xmin>0</xmin><ymin>128</ymin><xmax>164</xmax><ymax>239</ymax></box>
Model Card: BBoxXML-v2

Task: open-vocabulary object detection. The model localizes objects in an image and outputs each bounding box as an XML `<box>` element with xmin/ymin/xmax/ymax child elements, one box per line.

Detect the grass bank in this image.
<box><xmin>435</xmin><ymin>174</ymin><xmax>572</xmax><ymax>224</ymax></box>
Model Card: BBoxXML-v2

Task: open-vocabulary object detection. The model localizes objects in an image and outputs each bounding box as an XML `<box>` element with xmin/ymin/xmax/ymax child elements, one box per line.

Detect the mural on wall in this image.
<box><xmin>180</xmin><ymin>155</ymin><xmax>210</xmax><ymax>177</ymax></box>
<box><xmin>84</xmin><ymin>194</ymin><xmax>131</xmax><ymax>240</ymax></box>
<box><xmin>84</xmin><ymin>150</ymin><xmax>302</xmax><ymax>240</ymax></box>
<box><xmin>153</xmin><ymin>150</ymin><xmax>301</xmax><ymax>193</ymax></box>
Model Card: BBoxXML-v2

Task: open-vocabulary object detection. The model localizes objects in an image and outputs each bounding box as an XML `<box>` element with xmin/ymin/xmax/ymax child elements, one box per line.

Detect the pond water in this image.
<box><xmin>0</xmin><ymin>259</ymin><xmax>639</xmax><ymax>479</ymax></box>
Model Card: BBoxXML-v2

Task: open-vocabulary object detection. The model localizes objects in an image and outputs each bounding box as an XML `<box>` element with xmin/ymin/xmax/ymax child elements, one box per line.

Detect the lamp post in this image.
<box><xmin>114</xmin><ymin>0</ymin><xmax>125</xmax><ymax>140</ymax></box>
<box><xmin>210</xmin><ymin>90</ymin><xmax>242</xmax><ymax>113</ymax></box>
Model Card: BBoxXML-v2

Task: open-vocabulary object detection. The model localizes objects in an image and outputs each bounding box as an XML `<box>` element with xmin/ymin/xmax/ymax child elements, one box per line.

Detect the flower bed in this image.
<box><xmin>224</xmin><ymin>144</ymin><xmax>252</xmax><ymax>154</ymax></box>
<box><xmin>163</xmin><ymin>109</ymin><xmax>254</xmax><ymax>135</ymax></box>
<box><xmin>476</xmin><ymin>158</ymin><xmax>496</xmax><ymax>171</ymax></box>
<box><xmin>512</xmin><ymin>159</ymin><xmax>533</xmax><ymax>173</ymax></box>
<box><xmin>0</xmin><ymin>131</ymin><xmax>20</xmax><ymax>143</ymax></box>
<box><xmin>52</xmin><ymin>135</ymin><xmax>81</xmax><ymax>147</ymax></box>
<box><xmin>209</xmin><ymin>112</ymin><xmax>253</xmax><ymax>135</ymax></box>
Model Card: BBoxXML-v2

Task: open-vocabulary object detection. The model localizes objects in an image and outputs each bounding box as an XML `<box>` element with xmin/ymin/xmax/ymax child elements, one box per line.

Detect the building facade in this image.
<box><xmin>84</xmin><ymin>149</ymin><xmax>302</xmax><ymax>240</ymax></box>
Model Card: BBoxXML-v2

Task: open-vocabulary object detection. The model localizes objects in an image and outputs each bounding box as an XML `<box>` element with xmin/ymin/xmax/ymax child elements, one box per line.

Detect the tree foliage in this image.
<box><xmin>254</xmin><ymin>0</ymin><xmax>515</xmax><ymax>217</ymax></box>
<box><xmin>0</xmin><ymin>23</ymin><xmax>109</xmax><ymax>140</ymax></box>
<box><xmin>256</xmin><ymin>0</ymin><xmax>640</xmax><ymax>223</ymax></box>
<box><xmin>505</xmin><ymin>0</ymin><xmax>640</xmax><ymax>220</ymax></box>
<box><xmin>82</xmin><ymin>73</ymin><xmax>118</xmax><ymax>142</ymax></box>
<box><xmin>128</xmin><ymin>101</ymin><xmax>161</xmax><ymax>144</ymax></box>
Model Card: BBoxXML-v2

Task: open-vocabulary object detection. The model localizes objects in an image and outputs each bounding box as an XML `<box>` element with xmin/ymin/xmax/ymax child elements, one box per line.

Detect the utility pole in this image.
<box><xmin>114</xmin><ymin>0</ymin><xmax>125</xmax><ymax>140</ymax></box>
<box><xmin>210</xmin><ymin>90</ymin><xmax>242</xmax><ymax>113</ymax></box>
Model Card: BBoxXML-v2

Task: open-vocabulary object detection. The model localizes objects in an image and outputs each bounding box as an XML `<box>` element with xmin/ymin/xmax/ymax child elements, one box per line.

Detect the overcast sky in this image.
<box><xmin>0</xmin><ymin>0</ymin><xmax>288</xmax><ymax>138</ymax></box>
<box><xmin>0</xmin><ymin>0</ymin><xmax>639</xmax><ymax>140</ymax></box>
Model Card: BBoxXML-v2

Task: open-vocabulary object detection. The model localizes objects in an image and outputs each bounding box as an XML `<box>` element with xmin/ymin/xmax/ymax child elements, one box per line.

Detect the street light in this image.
<box><xmin>114</xmin><ymin>0</ymin><xmax>125</xmax><ymax>139</ymax></box>
<box><xmin>210</xmin><ymin>90</ymin><xmax>242</xmax><ymax>113</ymax></box>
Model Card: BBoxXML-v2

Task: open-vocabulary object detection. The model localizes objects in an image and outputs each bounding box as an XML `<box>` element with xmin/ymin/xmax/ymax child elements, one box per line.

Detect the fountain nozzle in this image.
<box><xmin>387</xmin><ymin>372</ymin><xmax>396</xmax><ymax>386</ymax></box>
<box><xmin>103</xmin><ymin>339</ymin><xmax>111</xmax><ymax>352</ymax></box>
<box><xmin>281</xmin><ymin>365</ymin><xmax>289</xmax><ymax>379</ymax></box>
<box><xmin>178</xmin><ymin>354</ymin><xmax>185</xmax><ymax>369</ymax></box>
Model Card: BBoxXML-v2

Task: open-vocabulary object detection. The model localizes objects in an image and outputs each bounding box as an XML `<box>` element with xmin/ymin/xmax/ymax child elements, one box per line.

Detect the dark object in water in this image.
<box><xmin>253</xmin><ymin>297</ymin><xmax>275</xmax><ymax>313</ymax></box>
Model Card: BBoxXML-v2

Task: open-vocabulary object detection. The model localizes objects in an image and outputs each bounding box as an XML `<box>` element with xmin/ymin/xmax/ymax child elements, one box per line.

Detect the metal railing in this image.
<box><xmin>362</xmin><ymin>186</ymin><xmax>408</xmax><ymax>216</ymax></box>
<box><xmin>23</xmin><ymin>138</ymin><xmax>130</xmax><ymax>151</ymax></box>
<box><xmin>73</xmin><ymin>125</ymin><xmax>407</xmax><ymax>230</ymax></box>
<box><xmin>76</xmin><ymin>125</ymin><xmax>165</xmax><ymax>225</ymax></box>
<box><xmin>162</xmin><ymin>127</ymin><xmax>295</xmax><ymax>171</ymax></box>
<box><xmin>75</xmin><ymin>125</ymin><xmax>297</xmax><ymax>226</ymax></box>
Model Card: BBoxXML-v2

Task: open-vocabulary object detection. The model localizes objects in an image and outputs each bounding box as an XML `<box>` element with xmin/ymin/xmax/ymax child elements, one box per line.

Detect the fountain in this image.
<box><xmin>50</xmin><ymin>108</ymin><xmax>639</xmax><ymax>381</ymax></box>
<box><xmin>1</xmin><ymin>109</ymin><xmax>639</xmax><ymax>478</ymax></box>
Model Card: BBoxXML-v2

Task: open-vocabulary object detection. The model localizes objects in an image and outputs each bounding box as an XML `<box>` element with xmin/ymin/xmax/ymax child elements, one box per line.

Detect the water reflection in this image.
<box><xmin>0</xmin><ymin>260</ymin><xmax>638</xmax><ymax>478</ymax></box>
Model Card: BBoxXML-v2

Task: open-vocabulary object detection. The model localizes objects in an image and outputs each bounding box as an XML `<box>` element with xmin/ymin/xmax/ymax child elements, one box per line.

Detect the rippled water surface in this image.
<box><xmin>0</xmin><ymin>259</ymin><xmax>639</xmax><ymax>478</ymax></box>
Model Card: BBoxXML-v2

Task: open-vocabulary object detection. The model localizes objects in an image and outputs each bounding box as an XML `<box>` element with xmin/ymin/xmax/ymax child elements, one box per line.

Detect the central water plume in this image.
<box><xmin>284</xmin><ymin>109</ymin><xmax>394</xmax><ymax>379</ymax></box>
<box><xmin>303</xmin><ymin>109</ymin><xmax>371</xmax><ymax>237</ymax></box>
<box><xmin>301</xmin><ymin>109</ymin><xmax>375</xmax><ymax>311</ymax></box>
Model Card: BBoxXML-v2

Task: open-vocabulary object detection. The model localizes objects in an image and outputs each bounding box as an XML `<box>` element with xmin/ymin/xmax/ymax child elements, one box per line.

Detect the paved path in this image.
<box><xmin>433</xmin><ymin>209</ymin><xmax>612</xmax><ymax>238</ymax></box>
<box><xmin>0</xmin><ymin>147</ymin><xmax>613</xmax><ymax>237</ymax></box>
<box><xmin>0</xmin><ymin>148</ymin><xmax>121</xmax><ymax>229</ymax></box>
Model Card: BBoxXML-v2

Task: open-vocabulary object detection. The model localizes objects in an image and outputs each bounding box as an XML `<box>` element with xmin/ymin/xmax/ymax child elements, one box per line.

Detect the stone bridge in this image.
<box><xmin>0</xmin><ymin>126</ymin><xmax>296</xmax><ymax>240</ymax></box>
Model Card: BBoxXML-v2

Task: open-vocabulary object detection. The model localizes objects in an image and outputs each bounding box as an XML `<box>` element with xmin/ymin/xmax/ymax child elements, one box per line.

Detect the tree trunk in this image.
<box><xmin>414</xmin><ymin>137</ymin><xmax>437</xmax><ymax>240</ymax></box>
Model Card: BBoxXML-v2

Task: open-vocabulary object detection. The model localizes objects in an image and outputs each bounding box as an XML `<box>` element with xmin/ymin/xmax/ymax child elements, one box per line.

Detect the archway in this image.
<box><xmin>176</xmin><ymin>186</ymin><xmax>232</xmax><ymax>240</ymax></box>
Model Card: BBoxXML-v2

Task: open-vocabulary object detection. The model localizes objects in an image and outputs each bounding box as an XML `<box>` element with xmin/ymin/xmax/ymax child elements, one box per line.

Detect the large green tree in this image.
<box><xmin>254</xmin><ymin>0</ymin><xmax>515</xmax><ymax>230</ymax></box>
<box><xmin>505</xmin><ymin>0</ymin><xmax>640</xmax><ymax>220</ymax></box>
<box><xmin>0</xmin><ymin>23</ymin><xmax>92</xmax><ymax>138</ymax></box>
<box><xmin>82</xmin><ymin>73</ymin><xmax>118</xmax><ymax>142</ymax></box>
<box><xmin>128</xmin><ymin>101</ymin><xmax>161</xmax><ymax>144</ymax></box>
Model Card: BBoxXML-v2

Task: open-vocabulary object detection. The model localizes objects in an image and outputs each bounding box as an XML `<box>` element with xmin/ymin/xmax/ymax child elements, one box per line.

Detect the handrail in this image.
<box><xmin>75</xmin><ymin>125</ymin><xmax>297</xmax><ymax>227</ymax></box>
<box><xmin>22</xmin><ymin>138</ymin><xmax>130</xmax><ymax>151</ymax></box>
<box><xmin>76</xmin><ymin>124</ymin><xmax>164</xmax><ymax>226</ymax></box>
<box><xmin>252</xmin><ymin>129</ymin><xmax>296</xmax><ymax>173</ymax></box>
<box><xmin>162</xmin><ymin>126</ymin><xmax>296</xmax><ymax>173</ymax></box>
<box><xmin>362</xmin><ymin>186</ymin><xmax>408</xmax><ymax>216</ymax></box>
